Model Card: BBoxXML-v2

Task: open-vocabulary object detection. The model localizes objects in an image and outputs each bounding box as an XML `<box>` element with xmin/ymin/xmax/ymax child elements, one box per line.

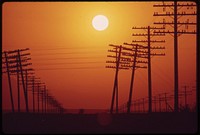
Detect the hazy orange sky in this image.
<box><xmin>2</xmin><ymin>2</ymin><xmax>196</xmax><ymax>111</ymax></box>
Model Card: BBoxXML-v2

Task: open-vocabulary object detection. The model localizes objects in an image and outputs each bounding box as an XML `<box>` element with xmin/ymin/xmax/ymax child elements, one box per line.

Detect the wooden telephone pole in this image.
<box><xmin>106</xmin><ymin>44</ymin><xmax>129</xmax><ymax>114</ymax></box>
<box><xmin>131</xmin><ymin>26</ymin><xmax>165</xmax><ymax>113</ymax></box>
<box><xmin>2</xmin><ymin>48</ymin><xmax>32</xmax><ymax>112</ymax></box>
<box><xmin>153</xmin><ymin>1</ymin><xmax>197</xmax><ymax>112</ymax></box>
<box><xmin>122</xmin><ymin>43</ymin><xmax>147</xmax><ymax>113</ymax></box>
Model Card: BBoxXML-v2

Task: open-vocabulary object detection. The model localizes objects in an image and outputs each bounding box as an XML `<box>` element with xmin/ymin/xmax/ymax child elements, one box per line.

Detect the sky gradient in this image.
<box><xmin>2</xmin><ymin>2</ymin><xmax>197</xmax><ymax>111</ymax></box>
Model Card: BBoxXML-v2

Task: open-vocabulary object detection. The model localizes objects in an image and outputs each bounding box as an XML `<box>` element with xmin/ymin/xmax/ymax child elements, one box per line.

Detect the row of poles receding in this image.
<box><xmin>106</xmin><ymin>1</ymin><xmax>197</xmax><ymax>114</ymax></box>
<box><xmin>118</xmin><ymin>87</ymin><xmax>195</xmax><ymax>113</ymax></box>
<box><xmin>2</xmin><ymin>48</ymin><xmax>65</xmax><ymax>113</ymax></box>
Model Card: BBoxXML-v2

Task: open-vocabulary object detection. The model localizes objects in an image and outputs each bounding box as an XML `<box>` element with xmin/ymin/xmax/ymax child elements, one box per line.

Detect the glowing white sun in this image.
<box><xmin>92</xmin><ymin>15</ymin><xmax>109</xmax><ymax>31</ymax></box>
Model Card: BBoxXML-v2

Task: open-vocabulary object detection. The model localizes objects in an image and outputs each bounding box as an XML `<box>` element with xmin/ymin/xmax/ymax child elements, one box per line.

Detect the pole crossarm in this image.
<box><xmin>132</xmin><ymin>26</ymin><xmax>165</xmax><ymax>29</ymax></box>
<box><xmin>153</xmin><ymin>12</ymin><xmax>197</xmax><ymax>16</ymax></box>
<box><xmin>2</xmin><ymin>53</ymin><xmax>31</xmax><ymax>59</ymax></box>
<box><xmin>2</xmin><ymin>58</ymin><xmax>31</xmax><ymax>64</ymax></box>
<box><xmin>4</xmin><ymin>48</ymin><xmax>29</xmax><ymax>54</ymax></box>
<box><xmin>153</xmin><ymin>3</ymin><xmax>196</xmax><ymax>7</ymax></box>
<box><xmin>154</xmin><ymin>30</ymin><xmax>196</xmax><ymax>34</ymax></box>
<box><xmin>124</xmin><ymin>42</ymin><xmax>147</xmax><ymax>49</ymax></box>
<box><xmin>132</xmin><ymin>33</ymin><xmax>165</xmax><ymax>36</ymax></box>
<box><xmin>2</xmin><ymin>63</ymin><xmax>32</xmax><ymax>69</ymax></box>
<box><xmin>154</xmin><ymin>22</ymin><xmax>196</xmax><ymax>25</ymax></box>
<box><xmin>132</xmin><ymin>40</ymin><xmax>165</xmax><ymax>43</ymax></box>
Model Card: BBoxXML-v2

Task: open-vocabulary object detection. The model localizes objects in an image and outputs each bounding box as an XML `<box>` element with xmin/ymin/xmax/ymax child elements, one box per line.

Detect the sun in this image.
<box><xmin>92</xmin><ymin>15</ymin><xmax>109</xmax><ymax>31</ymax></box>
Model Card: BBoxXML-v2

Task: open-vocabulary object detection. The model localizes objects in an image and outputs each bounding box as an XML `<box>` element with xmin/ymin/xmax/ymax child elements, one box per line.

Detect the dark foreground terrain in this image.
<box><xmin>2</xmin><ymin>112</ymin><xmax>198</xmax><ymax>134</ymax></box>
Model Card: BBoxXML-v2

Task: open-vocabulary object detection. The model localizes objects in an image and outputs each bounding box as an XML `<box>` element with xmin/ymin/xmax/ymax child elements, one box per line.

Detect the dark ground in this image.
<box><xmin>2</xmin><ymin>112</ymin><xmax>198</xmax><ymax>134</ymax></box>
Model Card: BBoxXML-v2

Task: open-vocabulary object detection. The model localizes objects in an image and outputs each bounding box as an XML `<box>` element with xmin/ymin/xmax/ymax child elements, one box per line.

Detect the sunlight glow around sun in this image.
<box><xmin>92</xmin><ymin>15</ymin><xmax>109</xmax><ymax>31</ymax></box>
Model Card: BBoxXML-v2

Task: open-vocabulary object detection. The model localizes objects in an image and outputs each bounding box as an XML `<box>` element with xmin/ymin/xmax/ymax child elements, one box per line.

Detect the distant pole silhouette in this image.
<box><xmin>25</xmin><ymin>69</ymin><xmax>29</xmax><ymax>112</ymax></box>
<box><xmin>32</xmin><ymin>78</ymin><xmax>35</xmax><ymax>112</ymax></box>
<box><xmin>42</xmin><ymin>86</ymin><xmax>44</xmax><ymax>113</ymax></box>
<box><xmin>16</xmin><ymin>57</ymin><xmax>20</xmax><ymax>112</ymax></box>
<box><xmin>4</xmin><ymin>52</ymin><xmax>15</xmax><ymax>112</ymax></box>
<box><xmin>164</xmin><ymin>93</ymin><xmax>168</xmax><ymax>112</ymax></box>
<box><xmin>44</xmin><ymin>86</ymin><xmax>47</xmax><ymax>113</ymax></box>
<box><xmin>46</xmin><ymin>93</ymin><xmax>49</xmax><ymax>113</ymax></box>
<box><xmin>37</xmin><ymin>83</ymin><xmax>40</xmax><ymax>113</ymax></box>
<box><xmin>154</xmin><ymin>96</ymin><xmax>157</xmax><ymax>112</ymax></box>
<box><xmin>138</xmin><ymin>100</ymin><xmax>140</xmax><ymax>112</ymax></box>
<box><xmin>142</xmin><ymin>98</ymin><xmax>145</xmax><ymax>112</ymax></box>
<box><xmin>159</xmin><ymin>94</ymin><xmax>162</xmax><ymax>112</ymax></box>
<box><xmin>184</xmin><ymin>86</ymin><xmax>187</xmax><ymax>107</ymax></box>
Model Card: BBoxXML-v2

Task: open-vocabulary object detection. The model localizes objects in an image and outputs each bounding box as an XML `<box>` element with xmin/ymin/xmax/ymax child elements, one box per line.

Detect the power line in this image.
<box><xmin>32</xmin><ymin>62</ymin><xmax>105</xmax><ymax>66</ymax></box>
<box><xmin>31</xmin><ymin>56</ymin><xmax>105</xmax><ymax>61</ymax></box>
<box><xmin>34</xmin><ymin>67</ymin><xmax>103</xmax><ymax>70</ymax></box>
<box><xmin>31</xmin><ymin>47</ymin><xmax>107</xmax><ymax>51</ymax></box>
<box><xmin>31</xmin><ymin>52</ymin><xmax>106</xmax><ymax>56</ymax></box>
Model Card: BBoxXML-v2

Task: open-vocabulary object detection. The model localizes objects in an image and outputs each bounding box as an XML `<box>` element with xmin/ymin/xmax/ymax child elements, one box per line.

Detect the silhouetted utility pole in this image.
<box><xmin>41</xmin><ymin>86</ymin><xmax>44</xmax><ymax>113</ymax></box>
<box><xmin>2</xmin><ymin>48</ymin><xmax>32</xmax><ymax>112</ymax></box>
<box><xmin>164</xmin><ymin>93</ymin><xmax>168</xmax><ymax>111</ymax></box>
<box><xmin>36</xmin><ymin>82</ymin><xmax>45</xmax><ymax>113</ymax></box>
<box><xmin>3</xmin><ymin>52</ymin><xmax>15</xmax><ymax>112</ymax></box>
<box><xmin>153</xmin><ymin>1</ymin><xmax>197</xmax><ymax>112</ymax></box>
<box><xmin>132</xmin><ymin>100</ymin><xmax>137</xmax><ymax>112</ymax></box>
<box><xmin>17</xmin><ymin>49</ymin><xmax>31</xmax><ymax>112</ymax></box>
<box><xmin>46</xmin><ymin>93</ymin><xmax>49</xmax><ymax>113</ymax></box>
<box><xmin>29</xmin><ymin>76</ymin><xmax>40</xmax><ymax>113</ymax></box>
<box><xmin>41</xmin><ymin>85</ymin><xmax>47</xmax><ymax>113</ymax></box>
<box><xmin>2</xmin><ymin>48</ymin><xmax>64</xmax><ymax>113</ymax></box>
<box><xmin>122</xmin><ymin>43</ymin><xmax>147</xmax><ymax>113</ymax></box>
<box><xmin>31</xmin><ymin>77</ymin><xmax>37</xmax><ymax>113</ymax></box>
<box><xmin>47</xmin><ymin>95</ymin><xmax>63</xmax><ymax>113</ymax></box>
<box><xmin>197</xmin><ymin>1</ymin><xmax>200</xmax><ymax>114</ymax></box>
<box><xmin>47</xmin><ymin>95</ymin><xmax>52</xmax><ymax>113</ymax></box>
<box><xmin>142</xmin><ymin>98</ymin><xmax>146</xmax><ymax>112</ymax></box>
<box><xmin>131</xmin><ymin>26</ymin><xmax>165</xmax><ymax>113</ymax></box>
<box><xmin>180</xmin><ymin>85</ymin><xmax>193</xmax><ymax>107</ymax></box>
<box><xmin>24</xmin><ymin>76</ymin><xmax>44</xmax><ymax>113</ymax></box>
<box><xmin>137</xmin><ymin>99</ymin><xmax>140</xmax><ymax>112</ymax></box>
<box><xmin>16</xmin><ymin>57</ymin><xmax>20</xmax><ymax>112</ymax></box>
<box><xmin>153</xmin><ymin>96</ymin><xmax>157</xmax><ymax>112</ymax></box>
<box><xmin>156</xmin><ymin>92</ymin><xmax>175</xmax><ymax>112</ymax></box>
<box><xmin>158</xmin><ymin>94</ymin><xmax>162</xmax><ymax>112</ymax></box>
<box><xmin>106</xmin><ymin>44</ymin><xmax>129</xmax><ymax>114</ymax></box>
<box><xmin>18</xmin><ymin>68</ymin><xmax>34</xmax><ymax>112</ymax></box>
<box><xmin>16</xmin><ymin>56</ymin><xmax>32</xmax><ymax>112</ymax></box>
<box><xmin>44</xmin><ymin>86</ymin><xmax>47</xmax><ymax>113</ymax></box>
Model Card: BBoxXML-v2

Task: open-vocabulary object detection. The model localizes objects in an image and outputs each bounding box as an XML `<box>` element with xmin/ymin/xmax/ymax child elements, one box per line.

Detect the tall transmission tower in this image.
<box><xmin>131</xmin><ymin>26</ymin><xmax>165</xmax><ymax>113</ymax></box>
<box><xmin>153</xmin><ymin>1</ymin><xmax>197</xmax><ymax>112</ymax></box>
